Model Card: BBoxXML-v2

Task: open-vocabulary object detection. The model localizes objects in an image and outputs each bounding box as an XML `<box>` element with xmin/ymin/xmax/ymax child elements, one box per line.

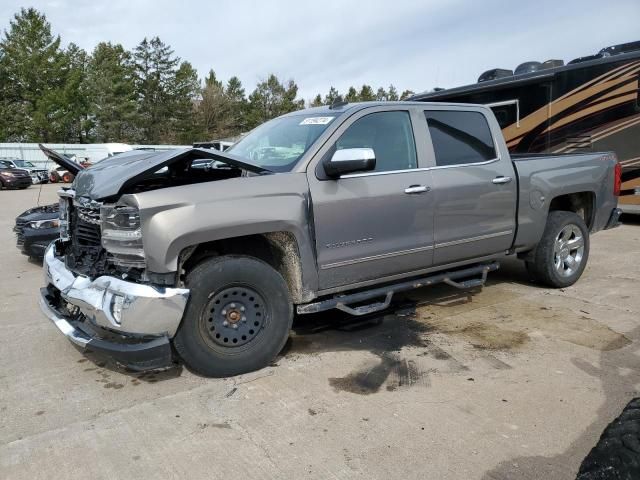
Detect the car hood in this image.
<box><xmin>17</xmin><ymin>203</ymin><xmax>59</xmax><ymax>222</ymax></box>
<box><xmin>39</xmin><ymin>144</ymin><xmax>83</xmax><ymax>175</ymax></box>
<box><xmin>72</xmin><ymin>148</ymin><xmax>270</xmax><ymax>200</ymax></box>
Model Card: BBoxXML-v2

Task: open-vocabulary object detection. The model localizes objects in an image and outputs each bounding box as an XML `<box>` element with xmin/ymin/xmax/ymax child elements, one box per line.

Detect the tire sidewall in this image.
<box><xmin>174</xmin><ymin>255</ymin><xmax>293</xmax><ymax>377</ymax></box>
<box><xmin>537</xmin><ymin>212</ymin><xmax>590</xmax><ymax>288</ymax></box>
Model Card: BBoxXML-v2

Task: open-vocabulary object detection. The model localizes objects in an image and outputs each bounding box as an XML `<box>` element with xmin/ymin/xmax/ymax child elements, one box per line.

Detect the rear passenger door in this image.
<box><xmin>423</xmin><ymin>108</ymin><xmax>517</xmax><ymax>265</ymax></box>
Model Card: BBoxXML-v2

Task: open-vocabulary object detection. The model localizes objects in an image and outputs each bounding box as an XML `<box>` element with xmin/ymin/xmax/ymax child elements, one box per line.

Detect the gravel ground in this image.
<box><xmin>1</xmin><ymin>184</ymin><xmax>639</xmax><ymax>480</ymax></box>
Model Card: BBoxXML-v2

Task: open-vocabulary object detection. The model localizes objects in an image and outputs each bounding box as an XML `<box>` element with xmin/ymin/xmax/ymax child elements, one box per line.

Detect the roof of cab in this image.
<box><xmin>282</xmin><ymin>101</ymin><xmax>489</xmax><ymax>118</ymax></box>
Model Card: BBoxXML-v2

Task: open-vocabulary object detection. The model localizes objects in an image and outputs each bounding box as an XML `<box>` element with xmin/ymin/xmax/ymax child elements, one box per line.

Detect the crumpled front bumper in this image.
<box><xmin>39</xmin><ymin>242</ymin><xmax>190</xmax><ymax>369</ymax></box>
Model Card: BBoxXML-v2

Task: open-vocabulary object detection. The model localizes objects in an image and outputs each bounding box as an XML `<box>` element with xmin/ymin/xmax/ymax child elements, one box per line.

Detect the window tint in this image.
<box><xmin>336</xmin><ymin>111</ymin><xmax>417</xmax><ymax>172</ymax></box>
<box><xmin>425</xmin><ymin>111</ymin><xmax>496</xmax><ymax>166</ymax></box>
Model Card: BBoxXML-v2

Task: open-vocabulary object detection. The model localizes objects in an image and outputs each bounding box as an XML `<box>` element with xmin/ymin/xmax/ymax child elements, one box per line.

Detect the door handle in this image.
<box><xmin>492</xmin><ymin>176</ymin><xmax>513</xmax><ymax>184</ymax></box>
<box><xmin>404</xmin><ymin>185</ymin><xmax>430</xmax><ymax>194</ymax></box>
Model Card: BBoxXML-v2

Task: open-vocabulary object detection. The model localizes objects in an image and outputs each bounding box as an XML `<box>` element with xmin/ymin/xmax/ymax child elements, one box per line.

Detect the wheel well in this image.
<box><xmin>180</xmin><ymin>232</ymin><xmax>306</xmax><ymax>303</ymax></box>
<box><xmin>548</xmin><ymin>192</ymin><xmax>595</xmax><ymax>229</ymax></box>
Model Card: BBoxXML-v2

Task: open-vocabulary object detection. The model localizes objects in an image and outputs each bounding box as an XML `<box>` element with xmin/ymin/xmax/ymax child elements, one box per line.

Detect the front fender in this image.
<box><xmin>135</xmin><ymin>173</ymin><xmax>319</xmax><ymax>292</ymax></box>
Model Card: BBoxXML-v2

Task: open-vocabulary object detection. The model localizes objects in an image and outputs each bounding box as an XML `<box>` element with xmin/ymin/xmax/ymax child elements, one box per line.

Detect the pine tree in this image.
<box><xmin>387</xmin><ymin>85</ymin><xmax>399</xmax><ymax>101</ymax></box>
<box><xmin>246</xmin><ymin>74</ymin><xmax>304</xmax><ymax>128</ymax></box>
<box><xmin>310</xmin><ymin>94</ymin><xmax>323</xmax><ymax>107</ymax></box>
<box><xmin>359</xmin><ymin>85</ymin><xmax>376</xmax><ymax>101</ymax></box>
<box><xmin>400</xmin><ymin>89</ymin><xmax>415</xmax><ymax>100</ymax></box>
<box><xmin>376</xmin><ymin>87</ymin><xmax>388</xmax><ymax>101</ymax></box>
<box><xmin>170</xmin><ymin>61</ymin><xmax>200</xmax><ymax>143</ymax></box>
<box><xmin>323</xmin><ymin>87</ymin><xmax>340</xmax><ymax>105</ymax></box>
<box><xmin>345</xmin><ymin>86</ymin><xmax>359</xmax><ymax>103</ymax></box>
<box><xmin>225</xmin><ymin>76</ymin><xmax>247</xmax><ymax>134</ymax></box>
<box><xmin>133</xmin><ymin>36</ymin><xmax>180</xmax><ymax>143</ymax></box>
<box><xmin>0</xmin><ymin>8</ymin><xmax>66</xmax><ymax>141</ymax></box>
<box><xmin>87</xmin><ymin>42</ymin><xmax>138</xmax><ymax>142</ymax></box>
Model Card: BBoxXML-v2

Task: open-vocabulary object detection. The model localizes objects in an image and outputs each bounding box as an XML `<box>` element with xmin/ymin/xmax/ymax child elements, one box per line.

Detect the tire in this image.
<box><xmin>577</xmin><ymin>398</ymin><xmax>640</xmax><ymax>479</ymax></box>
<box><xmin>62</xmin><ymin>173</ymin><xmax>72</xmax><ymax>183</ymax></box>
<box><xmin>174</xmin><ymin>255</ymin><xmax>293</xmax><ymax>377</ymax></box>
<box><xmin>526</xmin><ymin>211</ymin><xmax>589</xmax><ymax>288</ymax></box>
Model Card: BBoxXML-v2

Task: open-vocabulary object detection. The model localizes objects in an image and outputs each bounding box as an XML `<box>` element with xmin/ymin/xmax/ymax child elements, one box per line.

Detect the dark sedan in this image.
<box><xmin>0</xmin><ymin>162</ymin><xmax>32</xmax><ymax>189</ymax></box>
<box><xmin>14</xmin><ymin>203</ymin><xmax>59</xmax><ymax>258</ymax></box>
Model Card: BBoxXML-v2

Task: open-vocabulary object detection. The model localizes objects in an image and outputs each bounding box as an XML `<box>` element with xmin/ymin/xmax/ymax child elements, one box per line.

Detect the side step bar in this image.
<box><xmin>297</xmin><ymin>262</ymin><xmax>499</xmax><ymax>316</ymax></box>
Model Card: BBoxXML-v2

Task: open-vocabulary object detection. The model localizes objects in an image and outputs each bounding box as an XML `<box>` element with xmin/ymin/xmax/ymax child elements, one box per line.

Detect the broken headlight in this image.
<box><xmin>26</xmin><ymin>219</ymin><xmax>60</xmax><ymax>230</ymax></box>
<box><xmin>100</xmin><ymin>204</ymin><xmax>146</xmax><ymax>268</ymax></box>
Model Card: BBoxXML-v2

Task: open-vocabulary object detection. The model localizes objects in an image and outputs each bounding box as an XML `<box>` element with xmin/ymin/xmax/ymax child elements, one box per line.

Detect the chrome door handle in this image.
<box><xmin>404</xmin><ymin>185</ymin><xmax>430</xmax><ymax>194</ymax></box>
<box><xmin>492</xmin><ymin>176</ymin><xmax>513</xmax><ymax>184</ymax></box>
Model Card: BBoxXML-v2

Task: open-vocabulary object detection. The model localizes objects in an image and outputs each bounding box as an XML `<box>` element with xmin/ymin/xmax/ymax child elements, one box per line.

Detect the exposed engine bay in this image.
<box><xmin>47</xmin><ymin>147</ymin><xmax>272</xmax><ymax>283</ymax></box>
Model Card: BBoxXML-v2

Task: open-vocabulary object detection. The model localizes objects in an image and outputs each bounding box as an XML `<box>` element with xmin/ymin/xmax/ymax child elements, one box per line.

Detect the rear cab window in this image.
<box><xmin>424</xmin><ymin>110</ymin><xmax>497</xmax><ymax>166</ymax></box>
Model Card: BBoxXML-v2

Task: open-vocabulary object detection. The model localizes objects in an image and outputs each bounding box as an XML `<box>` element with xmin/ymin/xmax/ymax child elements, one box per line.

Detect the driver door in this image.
<box><xmin>306</xmin><ymin>107</ymin><xmax>435</xmax><ymax>290</ymax></box>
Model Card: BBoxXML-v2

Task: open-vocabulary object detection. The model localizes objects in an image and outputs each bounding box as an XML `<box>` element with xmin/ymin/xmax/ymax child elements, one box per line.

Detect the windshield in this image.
<box><xmin>228</xmin><ymin>114</ymin><xmax>337</xmax><ymax>172</ymax></box>
<box><xmin>14</xmin><ymin>160</ymin><xmax>35</xmax><ymax>167</ymax></box>
<box><xmin>0</xmin><ymin>160</ymin><xmax>13</xmax><ymax>168</ymax></box>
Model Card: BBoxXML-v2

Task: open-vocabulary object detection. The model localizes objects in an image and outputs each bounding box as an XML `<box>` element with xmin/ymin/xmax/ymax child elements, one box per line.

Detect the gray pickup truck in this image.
<box><xmin>39</xmin><ymin>101</ymin><xmax>622</xmax><ymax>376</ymax></box>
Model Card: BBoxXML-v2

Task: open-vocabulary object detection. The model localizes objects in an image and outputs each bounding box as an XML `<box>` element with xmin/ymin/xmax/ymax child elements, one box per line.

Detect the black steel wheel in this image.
<box><xmin>174</xmin><ymin>255</ymin><xmax>293</xmax><ymax>377</ymax></box>
<box><xmin>201</xmin><ymin>286</ymin><xmax>267</xmax><ymax>348</ymax></box>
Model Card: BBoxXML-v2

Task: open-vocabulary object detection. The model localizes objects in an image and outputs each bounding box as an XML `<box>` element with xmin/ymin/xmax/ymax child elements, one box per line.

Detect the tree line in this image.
<box><xmin>0</xmin><ymin>8</ymin><xmax>415</xmax><ymax>145</ymax></box>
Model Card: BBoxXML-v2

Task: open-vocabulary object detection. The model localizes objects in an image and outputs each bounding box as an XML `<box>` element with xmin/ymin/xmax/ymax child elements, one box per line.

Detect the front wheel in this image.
<box><xmin>526</xmin><ymin>211</ymin><xmax>590</xmax><ymax>288</ymax></box>
<box><xmin>174</xmin><ymin>255</ymin><xmax>293</xmax><ymax>377</ymax></box>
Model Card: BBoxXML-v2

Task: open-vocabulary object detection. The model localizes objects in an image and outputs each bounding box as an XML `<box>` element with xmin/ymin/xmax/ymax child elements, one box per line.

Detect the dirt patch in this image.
<box><xmin>411</xmin><ymin>284</ymin><xmax>630</xmax><ymax>352</ymax></box>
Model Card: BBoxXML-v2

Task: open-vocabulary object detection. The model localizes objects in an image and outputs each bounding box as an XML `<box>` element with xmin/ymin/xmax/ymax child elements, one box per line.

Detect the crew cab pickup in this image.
<box><xmin>38</xmin><ymin>102</ymin><xmax>622</xmax><ymax>376</ymax></box>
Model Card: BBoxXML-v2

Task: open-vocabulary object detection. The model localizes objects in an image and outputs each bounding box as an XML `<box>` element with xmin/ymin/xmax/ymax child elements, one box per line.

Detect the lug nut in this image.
<box><xmin>230</xmin><ymin>303</ymin><xmax>236</xmax><ymax>308</ymax></box>
<box><xmin>232</xmin><ymin>324</ymin><xmax>238</xmax><ymax>329</ymax></box>
<box><xmin>241</xmin><ymin>316</ymin><xmax>247</xmax><ymax>322</ymax></box>
<box><xmin>240</xmin><ymin>306</ymin><xmax>245</xmax><ymax>312</ymax></box>
<box><xmin>223</xmin><ymin>321</ymin><xmax>228</xmax><ymax>327</ymax></box>
<box><xmin>221</xmin><ymin>309</ymin><xmax>227</xmax><ymax>315</ymax></box>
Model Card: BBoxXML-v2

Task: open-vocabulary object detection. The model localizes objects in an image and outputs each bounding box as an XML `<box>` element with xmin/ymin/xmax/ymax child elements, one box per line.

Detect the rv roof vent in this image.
<box><xmin>568</xmin><ymin>53</ymin><xmax>605</xmax><ymax>65</ymax></box>
<box><xmin>599</xmin><ymin>40</ymin><xmax>640</xmax><ymax>56</ymax></box>
<box><xmin>541</xmin><ymin>59</ymin><xmax>564</xmax><ymax>69</ymax></box>
<box><xmin>514</xmin><ymin>61</ymin><xmax>542</xmax><ymax>76</ymax></box>
<box><xmin>477</xmin><ymin>68</ymin><xmax>513</xmax><ymax>83</ymax></box>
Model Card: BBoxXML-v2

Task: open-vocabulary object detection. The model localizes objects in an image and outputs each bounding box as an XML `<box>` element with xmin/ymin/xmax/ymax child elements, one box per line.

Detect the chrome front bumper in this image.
<box><xmin>41</xmin><ymin>243</ymin><xmax>189</xmax><ymax>337</ymax></box>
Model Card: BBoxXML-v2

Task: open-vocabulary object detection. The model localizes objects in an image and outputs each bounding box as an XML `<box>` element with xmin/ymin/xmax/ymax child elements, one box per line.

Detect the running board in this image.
<box><xmin>297</xmin><ymin>262</ymin><xmax>499</xmax><ymax>315</ymax></box>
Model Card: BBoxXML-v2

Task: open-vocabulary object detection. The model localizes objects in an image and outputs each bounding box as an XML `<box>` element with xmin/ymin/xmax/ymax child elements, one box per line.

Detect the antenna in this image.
<box><xmin>329</xmin><ymin>97</ymin><xmax>348</xmax><ymax>110</ymax></box>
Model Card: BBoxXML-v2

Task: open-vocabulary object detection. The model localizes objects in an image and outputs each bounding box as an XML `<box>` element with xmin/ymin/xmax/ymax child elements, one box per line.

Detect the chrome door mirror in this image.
<box><xmin>323</xmin><ymin>148</ymin><xmax>376</xmax><ymax>178</ymax></box>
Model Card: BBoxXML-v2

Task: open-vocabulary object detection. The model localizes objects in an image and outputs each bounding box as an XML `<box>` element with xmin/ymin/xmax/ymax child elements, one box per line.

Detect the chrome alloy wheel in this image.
<box><xmin>553</xmin><ymin>224</ymin><xmax>585</xmax><ymax>277</ymax></box>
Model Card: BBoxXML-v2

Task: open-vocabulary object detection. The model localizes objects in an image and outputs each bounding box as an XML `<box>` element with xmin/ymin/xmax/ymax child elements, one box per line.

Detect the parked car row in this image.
<box><xmin>0</xmin><ymin>161</ymin><xmax>33</xmax><ymax>189</ymax></box>
<box><xmin>0</xmin><ymin>158</ymin><xmax>49</xmax><ymax>184</ymax></box>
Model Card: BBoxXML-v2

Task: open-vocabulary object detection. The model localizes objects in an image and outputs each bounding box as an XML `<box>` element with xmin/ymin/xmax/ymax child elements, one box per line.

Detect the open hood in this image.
<box><xmin>39</xmin><ymin>144</ymin><xmax>84</xmax><ymax>175</ymax></box>
<box><xmin>70</xmin><ymin>147</ymin><xmax>271</xmax><ymax>200</ymax></box>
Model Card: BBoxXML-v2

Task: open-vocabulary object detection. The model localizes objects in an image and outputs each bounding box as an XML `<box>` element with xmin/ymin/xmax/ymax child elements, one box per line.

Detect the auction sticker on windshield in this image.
<box><xmin>299</xmin><ymin>116</ymin><xmax>335</xmax><ymax>125</ymax></box>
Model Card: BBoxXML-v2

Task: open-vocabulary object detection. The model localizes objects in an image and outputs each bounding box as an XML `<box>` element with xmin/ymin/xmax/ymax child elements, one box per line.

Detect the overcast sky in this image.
<box><xmin>2</xmin><ymin>0</ymin><xmax>639</xmax><ymax>100</ymax></box>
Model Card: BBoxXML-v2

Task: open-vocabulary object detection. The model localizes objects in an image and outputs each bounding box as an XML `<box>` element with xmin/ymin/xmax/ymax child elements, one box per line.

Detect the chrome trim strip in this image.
<box><xmin>435</xmin><ymin>230</ymin><xmax>513</xmax><ymax>249</ymax></box>
<box><xmin>340</xmin><ymin>157</ymin><xmax>500</xmax><ymax>178</ymax></box>
<box><xmin>320</xmin><ymin>244</ymin><xmax>434</xmax><ymax>270</ymax></box>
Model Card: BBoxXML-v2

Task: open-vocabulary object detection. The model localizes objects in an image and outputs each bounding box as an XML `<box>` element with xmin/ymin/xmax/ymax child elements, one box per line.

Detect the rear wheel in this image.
<box><xmin>174</xmin><ymin>255</ymin><xmax>293</xmax><ymax>377</ymax></box>
<box><xmin>526</xmin><ymin>211</ymin><xmax>589</xmax><ymax>288</ymax></box>
<box><xmin>62</xmin><ymin>172</ymin><xmax>72</xmax><ymax>183</ymax></box>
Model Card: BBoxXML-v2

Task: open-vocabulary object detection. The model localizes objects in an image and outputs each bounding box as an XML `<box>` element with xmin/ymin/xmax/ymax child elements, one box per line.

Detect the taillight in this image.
<box><xmin>614</xmin><ymin>162</ymin><xmax>621</xmax><ymax>196</ymax></box>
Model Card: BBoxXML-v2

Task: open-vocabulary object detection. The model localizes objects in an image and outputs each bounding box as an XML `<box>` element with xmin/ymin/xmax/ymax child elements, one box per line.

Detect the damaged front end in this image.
<box><xmin>38</xmin><ymin>146</ymin><xmax>271</xmax><ymax>370</ymax></box>
<box><xmin>41</xmin><ymin>188</ymin><xmax>189</xmax><ymax>370</ymax></box>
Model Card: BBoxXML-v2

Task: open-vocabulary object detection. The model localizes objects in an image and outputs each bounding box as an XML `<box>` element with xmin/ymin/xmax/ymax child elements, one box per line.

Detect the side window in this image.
<box><xmin>336</xmin><ymin>111</ymin><xmax>417</xmax><ymax>172</ymax></box>
<box><xmin>425</xmin><ymin>110</ymin><xmax>497</xmax><ymax>166</ymax></box>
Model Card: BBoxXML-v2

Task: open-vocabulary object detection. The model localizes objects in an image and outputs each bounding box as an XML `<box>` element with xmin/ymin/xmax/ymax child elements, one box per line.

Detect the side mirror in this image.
<box><xmin>323</xmin><ymin>148</ymin><xmax>376</xmax><ymax>178</ymax></box>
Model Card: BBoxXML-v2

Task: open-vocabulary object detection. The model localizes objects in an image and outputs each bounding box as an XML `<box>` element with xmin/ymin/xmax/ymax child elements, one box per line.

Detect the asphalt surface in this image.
<box><xmin>1</xmin><ymin>184</ymin><xmax>639</xmax><ymax>480</ymax></box>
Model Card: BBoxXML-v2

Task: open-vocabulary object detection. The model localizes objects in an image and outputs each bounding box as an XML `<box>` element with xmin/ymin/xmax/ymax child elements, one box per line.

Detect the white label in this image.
<box><xmin>300</xmin><ymin>116</ymin><xmax>334</xmax><ymax>125</ymax></box>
